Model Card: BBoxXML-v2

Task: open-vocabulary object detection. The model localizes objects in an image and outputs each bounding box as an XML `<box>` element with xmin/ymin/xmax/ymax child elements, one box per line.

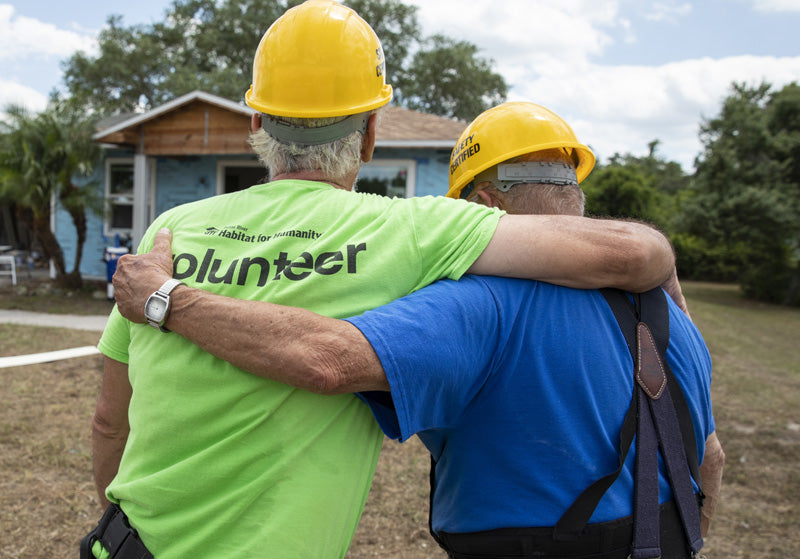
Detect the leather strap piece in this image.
<box><xmin>636</xmin><ymin>322</ymin><xmax>667</xmax><ymax>399</ymax></box>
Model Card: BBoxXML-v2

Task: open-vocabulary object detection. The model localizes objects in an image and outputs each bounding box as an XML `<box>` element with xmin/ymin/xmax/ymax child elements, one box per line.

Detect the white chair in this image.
<box><xmin>0</xmin><ymin>255</ymin><xmax>17</xmax><ymax>286</ymax></box>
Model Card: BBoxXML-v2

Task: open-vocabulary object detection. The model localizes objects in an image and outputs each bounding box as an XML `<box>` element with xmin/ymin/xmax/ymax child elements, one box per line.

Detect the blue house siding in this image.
<box><xmin>154</xmin><ymin>156</ymin><xmax>218</xmax><ymax>215</ymax></box>
<box><xmin>54</xmin><ymin>164</ymin><xmax>115</xmax><ymax>280</ymax></box>
<box><xmin>370</xmin><ymin>147</ymin><xmax>453</xmax><ymax>197</ymax></box>
<box><xmin>57</xmin><ymin>153</ymin><xmax>244</xmax><ymax>278</ymax></box>
<box><xmin>57</xmin><ymin>94</ymin><xmax>464</xmax><ymax>280</ymax></box>
<box><xmin>57</xmin><ymin>146</ymin><xmax>455</xmax><ymax>279</ymax></box>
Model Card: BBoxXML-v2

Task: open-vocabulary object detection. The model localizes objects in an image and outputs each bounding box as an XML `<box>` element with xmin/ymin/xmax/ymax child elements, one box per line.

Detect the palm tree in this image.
<box><xmin>0</xmin><ymin>100</ymin><xmax>101</xmax><ymax>288</ymax></box>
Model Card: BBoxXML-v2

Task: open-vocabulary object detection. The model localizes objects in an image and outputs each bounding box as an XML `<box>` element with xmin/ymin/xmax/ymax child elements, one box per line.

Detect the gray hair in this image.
<box><xmin>248</xmin><ymin>112</ymin><xmax>375</xmax><ymax>183</ymax></box>
<box><xmin>467</xmin><ymin>148</ymin><xmax>586</xmax><ymax>216</ymax></box>
<box><xmin>490</xmin><ymin>182</ymin><xmax>586</xmax><ymax>216</ymax></box>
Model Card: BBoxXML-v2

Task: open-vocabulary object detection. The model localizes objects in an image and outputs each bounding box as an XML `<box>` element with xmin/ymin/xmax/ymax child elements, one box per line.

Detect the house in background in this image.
<box><xmin>53</xmin><ymin>91</ymin><xmax>466</xmax><ymax>279</ymax></box>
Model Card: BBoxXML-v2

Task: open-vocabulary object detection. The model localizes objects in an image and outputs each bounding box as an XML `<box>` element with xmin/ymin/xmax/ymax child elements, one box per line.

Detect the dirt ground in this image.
<box><xmin>0</xmin><ymin>280</ymin><xmax>798</xmax><ymax>557</ymax></box>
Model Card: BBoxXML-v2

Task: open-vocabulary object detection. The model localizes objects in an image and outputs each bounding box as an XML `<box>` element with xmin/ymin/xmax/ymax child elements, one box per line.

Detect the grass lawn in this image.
<box><xmin>0</xmin><ymin>280</ymin><xmax>797</xmax><ymax>557</ymax></box>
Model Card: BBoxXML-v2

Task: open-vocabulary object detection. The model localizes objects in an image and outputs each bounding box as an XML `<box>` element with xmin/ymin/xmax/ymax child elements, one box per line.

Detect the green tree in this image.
<box><xmin>62</xmin><ymin>0</ymin><xmax>506</xmax><ymax>121</ymax></box>
<box><xmin>583</xmin><ymin>141</ymin><xmax>689</xmax><ymax>233</ymax></box>
<box><xmin>0</xmin><ymin>101</ymin><xmax>101</xmax><ymax>288</ymax></box>
<box><xmin>609</xmin><ymin>140</ymin><xmax>689</xmax><ymax>196</ymax></box>
<box><xmin>583</xmin><ymin>164</ymin><xmax>662</xmax><ymax>223</ymax></box>
<box><xmin>401</xmin><ymin>35</ymin><xmax>507</xmax><ymax>121</ymax></box>
<box><xmin>767</xmin><ymin>82</ymin><xmax>800</xmax><ymax>218</ymax></box>
<box><xmin>584</xmin><ymin>141</ymin><xmax>690</xmax><ymax>223</ymax></box>
<box><xmin>348</xmin><ymin>1</ymin><xmax>506</xmax><ymax>120</ymax></box>
<box><xmin>344</xmin><ymin>0</ymin><xmax>420</xmax><ymax>97</ymax></box>
<box><xmin>63</xmin><ymin>1</ymin><xmax>291</xmax><ymax>116</ymax></box>
<box><xmin>678</xmin><ymin>81</ymin><xmax>800</xmax><ymax>305</ymax></box>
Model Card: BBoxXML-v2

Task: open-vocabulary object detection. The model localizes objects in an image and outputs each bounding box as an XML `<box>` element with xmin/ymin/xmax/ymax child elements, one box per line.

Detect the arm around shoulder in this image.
<box><xmin>467</xmin><ymin>214</ymin><xmax>675</xmax><ymax>292</ymax></box>
<box><xmin>165</xmin><ymin>287</ymin><xmax>389</xmax><ymax>394</ymax></box>
<box><xmin>112</xmin><ymin>227</ymin><xmax>388</xmax><ymax>394</ymax></box>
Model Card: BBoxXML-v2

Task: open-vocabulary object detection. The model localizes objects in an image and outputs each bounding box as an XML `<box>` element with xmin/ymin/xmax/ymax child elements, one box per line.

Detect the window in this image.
<box><xmin>105</xmin><ymin>159</ymin><xmax>134</xmax><ymax>233</ymax></box>
<box><xmin>216</xmin><ymin>160</ymin><xmax>266</xmax><ymax>195</ymax></box>
<box><xmin>356</xmin><ymin>159</ymin><xmax>416</xmax><ymax>198</ymax></box>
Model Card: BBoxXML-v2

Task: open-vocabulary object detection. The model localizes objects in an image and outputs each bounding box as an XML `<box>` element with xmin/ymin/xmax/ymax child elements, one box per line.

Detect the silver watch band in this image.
<box><xmin>147</xmin><ymin>278</ymin><xmax>184</xmax><ymax>332</ymax></box>
<box><xmin>157</xmin><ymin>278</ymin><xmax>184</xmax><ymax>296</ymax></box>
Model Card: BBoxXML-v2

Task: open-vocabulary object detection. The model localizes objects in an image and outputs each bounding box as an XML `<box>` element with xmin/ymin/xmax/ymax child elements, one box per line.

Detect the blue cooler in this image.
<box><xmin>103</xmin><ymin>246</ymin><xmax>130</xmax><ymax>300</ymax></box>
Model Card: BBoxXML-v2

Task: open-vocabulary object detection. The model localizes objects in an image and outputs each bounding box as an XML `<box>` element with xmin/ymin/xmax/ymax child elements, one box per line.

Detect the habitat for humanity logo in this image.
<box><xmin>205</xmin><ymin>224</ymin><xmax>268</xmax><ymax>243</ymax></box>
<box><xmin>204</xmin><ymin>224</ymin><xmax>323</xmax><ymax>243</ymax></box>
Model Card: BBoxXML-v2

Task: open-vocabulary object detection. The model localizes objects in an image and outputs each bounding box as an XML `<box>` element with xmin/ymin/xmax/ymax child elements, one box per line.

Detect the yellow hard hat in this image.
<box><xmin>447</xmin><ymin>102</ymin><xmax>595</xmax><ymax>199</ymax></box>
<box><xmin>245</xmin><ymin>0</ymin><xmax>393</xmax><ymax>118</ymax></box>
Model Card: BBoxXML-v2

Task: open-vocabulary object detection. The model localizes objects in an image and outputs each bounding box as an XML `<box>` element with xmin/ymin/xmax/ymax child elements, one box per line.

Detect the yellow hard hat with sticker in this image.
<box><xmin>447</xmin><ymin>102</ymin><xmax>595</xmax><ymax>199</ymax></box>
<box><xmin>245</xmin><ymin>0</ymin><xmax>393</xmax><ymax>118</ymax></box>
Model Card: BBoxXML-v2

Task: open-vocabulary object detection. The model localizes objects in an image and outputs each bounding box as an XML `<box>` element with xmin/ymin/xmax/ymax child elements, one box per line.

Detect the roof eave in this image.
<box><xmin>92</xmin><ymin>90</ymin><xmax>254</xmax><ymax>141</ymax></box>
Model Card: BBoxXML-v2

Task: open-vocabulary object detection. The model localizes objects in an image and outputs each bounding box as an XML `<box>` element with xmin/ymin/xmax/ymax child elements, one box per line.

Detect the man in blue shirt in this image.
<box><xmin>112</xmin><ymin>102</ymin><xmax>723</xmax><ymax>559</ymax></box>
<box><xmin>345</xmin><ymin>103</ymin><xmax>721</xmax><ymax>558</ymax></box>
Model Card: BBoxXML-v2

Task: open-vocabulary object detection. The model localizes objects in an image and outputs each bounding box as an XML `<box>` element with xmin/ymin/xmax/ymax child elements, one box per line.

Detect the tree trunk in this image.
<box><xmin>1</xmin><ymin>204</ymin><xmax>18</xmax><ymax>247</ymax></box>
<box><xmin>65</xmin><ymin>204</ymin><xmax>87</xmax><ymax>289</ymax></box>
<box><xmin>32</xmin><ymin>214</ymin><xmax>66</xmax><ymax>277</ymax></box>
<box><xmin>14</xmin><ymin>206</ymin><xmax>36</xmax><ymax>252</ymax></box>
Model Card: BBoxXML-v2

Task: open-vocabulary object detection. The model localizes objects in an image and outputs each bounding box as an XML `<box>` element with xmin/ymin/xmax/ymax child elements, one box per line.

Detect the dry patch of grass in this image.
<box><xmin>682</xmin><ymin>283</ymin><xmax>800</xmax><ymax>558</ymax></box>
<box><xmin>0</xmin><ymin>328</ymin><xmax>104</xmax><ymax>558</ymax></box>
<box><xmin>0</xmin><ymin>281</ymin><xmax>797</xmax><ymax>558</ymax></box>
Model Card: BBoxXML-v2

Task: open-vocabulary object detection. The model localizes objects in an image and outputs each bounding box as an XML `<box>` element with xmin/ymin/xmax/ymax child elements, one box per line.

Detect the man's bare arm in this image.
<box><xmin>699</xmin><ymin>431</ymin><xmax>725</xmax><ymax>536</ymax></box>
<box><xmin>112</xmin><ymin>229</ymin><xmax>387</xmax><ymax>394</ymax></box>
<box><xmin>468</xmin><ymin>214</ymin><xmax>675</xmax><ymax>292</ymax></box>
<box><xmin>93</xmin><ymin>357</ymin><xmax>132</xmax><ymax>507</ymax></box>
<box><xmin>168</xmin><ymin>287</ymin><xmax>387</xmax><ymax>393</ymax></box>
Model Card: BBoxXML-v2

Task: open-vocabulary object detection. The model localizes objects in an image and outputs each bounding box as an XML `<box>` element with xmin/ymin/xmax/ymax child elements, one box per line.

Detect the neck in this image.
<box><xmin>271</xmin><ymin>170</ymin><xmax>353</xmax><ymax>191</ymax></box>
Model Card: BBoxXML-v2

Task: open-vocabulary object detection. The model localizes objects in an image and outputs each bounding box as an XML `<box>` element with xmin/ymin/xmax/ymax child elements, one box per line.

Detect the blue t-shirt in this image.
<box><xmin>347</xmin><ymin>276</ymin><xmax>714</xmax><ymax>535</ymax></box>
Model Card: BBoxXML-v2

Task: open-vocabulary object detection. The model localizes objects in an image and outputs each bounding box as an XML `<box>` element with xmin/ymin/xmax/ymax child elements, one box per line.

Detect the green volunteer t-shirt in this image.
<box><xmin>97</xmin><ymin>180</ymin><xmax>502</xmax><ymax>558</ymax></box>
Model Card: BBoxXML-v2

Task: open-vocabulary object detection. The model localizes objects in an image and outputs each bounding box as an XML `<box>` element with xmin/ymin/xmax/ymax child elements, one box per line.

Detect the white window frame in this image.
<box><xmin>216</xmin><ymin>159</ymin><xmax>264</xmax><ymax>195</ymax></box>
<box><xmin>104</xmin><ymin>157</ymin><xmax>135</xmax><ymax>236</ymax></box>
<box><xmin>357</xmin><ymin>158</ymin><xmax>417</xmax><ymax>198</ymax></box>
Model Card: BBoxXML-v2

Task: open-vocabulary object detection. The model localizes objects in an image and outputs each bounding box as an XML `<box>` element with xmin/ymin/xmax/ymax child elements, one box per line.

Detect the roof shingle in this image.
<box><xmin>377</xmin><ymin>105</ymin><xmax>467</xmax><ymax>142</ymax></box>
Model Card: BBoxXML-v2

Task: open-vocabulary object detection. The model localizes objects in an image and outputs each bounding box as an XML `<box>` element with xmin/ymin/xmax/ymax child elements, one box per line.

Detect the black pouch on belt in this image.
<box><xmin>80</xmin><ymin>503</ymin><xmax>154</xmax><ymax>559</ymax></box>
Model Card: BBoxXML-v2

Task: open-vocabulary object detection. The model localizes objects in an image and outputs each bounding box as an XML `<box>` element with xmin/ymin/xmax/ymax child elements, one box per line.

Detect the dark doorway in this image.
<box><xmin>224</xmin><ymin>165</ymin><xmax>267</xmax><ymax>193</ymax></box>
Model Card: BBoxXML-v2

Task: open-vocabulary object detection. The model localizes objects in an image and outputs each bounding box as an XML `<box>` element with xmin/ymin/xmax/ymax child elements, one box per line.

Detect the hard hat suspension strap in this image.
<box><xmin>494</xmin><ymin>161</ymin><xmax>578</xmax><ymax>191</ymax></box>
<box><xmin>473</xmin><ymin>162</ymin><xmax>579</xmax><ymax>195</ymax></box>
<box><xmin>262</xmin><ymin>112</ymin><xmax>370</xmax><ymax>146</ymax></box>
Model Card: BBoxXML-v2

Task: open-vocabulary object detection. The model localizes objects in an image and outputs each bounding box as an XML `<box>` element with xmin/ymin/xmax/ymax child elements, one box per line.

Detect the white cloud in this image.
<box><xmin>401</xmin><ymin>1</ymin><xmax>800</xmax><ymax>170</ymax></box>
<box><xmin>0</xmin><ymin>79</ymin><xmax>48</xmax><ymax>115</ymax></box>
<box><xmin>509</xmin><ymin>55</ymin><xmax>800</xmax><ymax>169</ymax></box>
<box><xmin>749</xmin><ymin>0</ymin><xmax>800</xmax><ymax>12</ymax></box>
<box><xmin>406</xmin><ymin>0</ymin><xmax>622</xmax><ymax>67</ymax></box>
<box><xmin>0</xmin><ymin>4</ymin><xmax>96</xmax><ymax>61</ymax></box>
<box><xmin>643</xmin><ymin>1</ymin><xmax>692</xmax><ymax>22</ymax></box>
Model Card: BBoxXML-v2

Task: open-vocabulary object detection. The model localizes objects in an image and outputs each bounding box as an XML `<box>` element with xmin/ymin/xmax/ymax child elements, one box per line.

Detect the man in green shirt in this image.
<box><xmin>85</xmin><ymin>2</ymin><xmax>677</xmax><ymax>558</ymax></box>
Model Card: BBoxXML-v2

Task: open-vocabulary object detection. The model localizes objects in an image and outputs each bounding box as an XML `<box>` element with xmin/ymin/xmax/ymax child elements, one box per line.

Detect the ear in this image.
<box><xmin>473</xmin><ymin>188</ymin><xmax>505</xmax><ymax>210</ymax></box>
<box><xmin>360</xmin><ymin>114</ymin><xmax>377</xmax><ymax>162</ymax></box>
<box><xmin>250</xmin><ymin>113</ymin><xmax>262</xmax><ymax>133</ymax></box>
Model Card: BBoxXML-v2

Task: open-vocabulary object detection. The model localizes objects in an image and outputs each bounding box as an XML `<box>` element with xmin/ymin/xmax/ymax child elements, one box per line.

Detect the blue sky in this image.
<box><xmin>2</xmin><ymin>0</ymin><xmax>800</xmax><ymax>171</ymax></box>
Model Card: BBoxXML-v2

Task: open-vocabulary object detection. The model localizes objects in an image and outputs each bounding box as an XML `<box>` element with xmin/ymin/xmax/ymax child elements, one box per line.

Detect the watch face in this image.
<box><xmin>146</xmin><ymin>296</ymin><xmax>168</xmax><ymax>321</ymax></box>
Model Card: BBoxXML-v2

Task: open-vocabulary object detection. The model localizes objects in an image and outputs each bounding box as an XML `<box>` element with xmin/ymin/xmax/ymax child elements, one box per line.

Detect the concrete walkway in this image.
<box><xmin>0</xmin><ymin>309</ymin><xmax>108</xmax><ymax>332</ymax></box>
<box><xmin>0</xmin><ymin>309</ymin><xmax>108</xmax><ymax>367</ymax></box>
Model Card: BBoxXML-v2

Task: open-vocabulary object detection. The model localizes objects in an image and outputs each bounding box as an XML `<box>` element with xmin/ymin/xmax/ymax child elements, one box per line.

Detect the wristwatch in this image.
<box><xmin>144</xmin><ymin>278</ymin><xmax>184</xmax><ymax>332</ymax></box>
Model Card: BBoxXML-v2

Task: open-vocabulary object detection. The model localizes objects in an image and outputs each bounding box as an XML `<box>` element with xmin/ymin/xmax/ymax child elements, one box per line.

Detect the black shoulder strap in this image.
<box><xmin>554</xmin><ymin>288</ymin><xmax>702</xmax><ymax>541</ymax></box>
<box><xmin>629</xmin><ymin>289</ymin><xmax>703</xmax><ymax>491</ymax></box>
